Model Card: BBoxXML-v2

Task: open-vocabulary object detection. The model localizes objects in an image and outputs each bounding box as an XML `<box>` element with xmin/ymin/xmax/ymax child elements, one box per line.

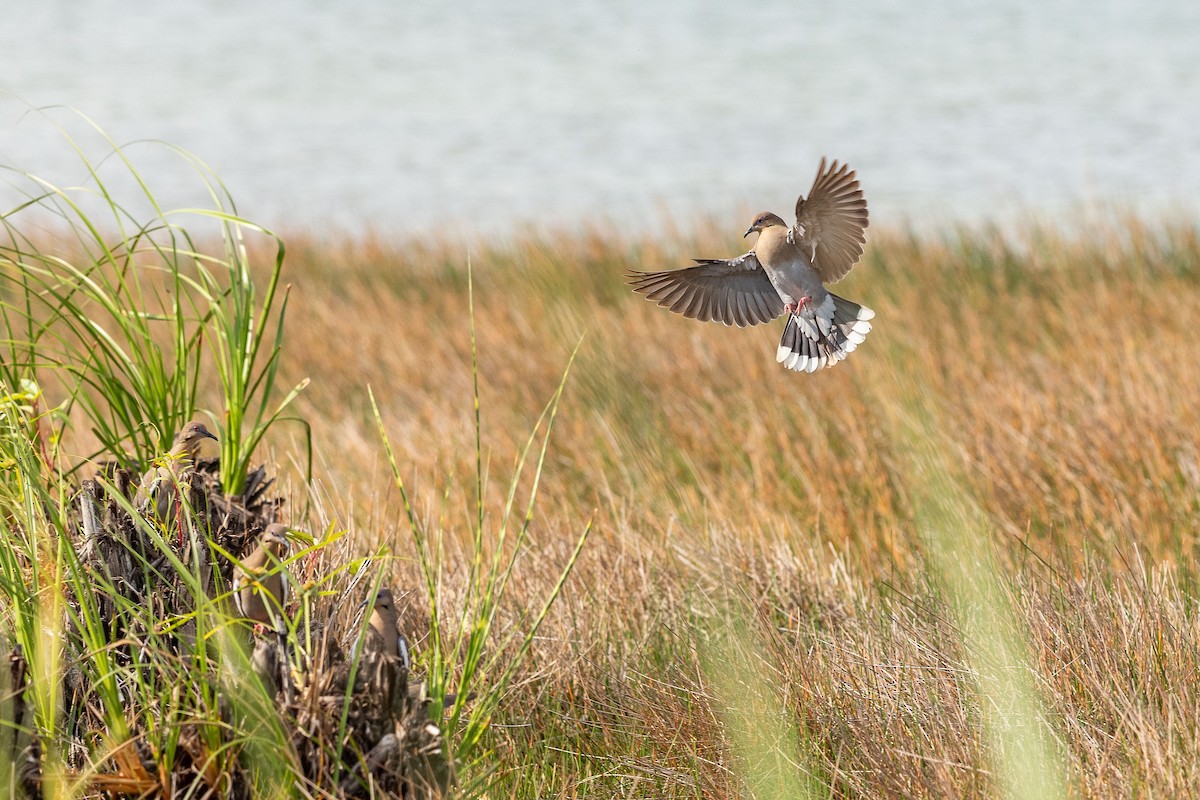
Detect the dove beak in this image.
<box><xmin>202</xmin><ymin>429</ymin><xmax>218</xmax><ymax>442</ymax></box>
<box><xmin>743</xmin><ymin>225</ymin><xmax>756</xmax><ymax>238</ymax></box>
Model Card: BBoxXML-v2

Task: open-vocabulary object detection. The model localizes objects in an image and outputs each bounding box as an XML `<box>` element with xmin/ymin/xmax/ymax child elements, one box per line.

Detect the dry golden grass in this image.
<box><xmin>253</xmin><ymin>215</ymin><xmax>1199</xmax><ymax>797</ymax></box>
<box><xmin>276</xmin><ymin>217</ymin><xmax>1200</xmax><ymax>557</ymax></box>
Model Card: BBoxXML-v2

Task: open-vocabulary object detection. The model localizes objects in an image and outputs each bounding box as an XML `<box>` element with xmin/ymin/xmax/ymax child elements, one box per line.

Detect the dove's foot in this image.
<box><xmin>785</xmin><ymin>296</ymin><xmax>813</xmax><ymax>315</ymax></box>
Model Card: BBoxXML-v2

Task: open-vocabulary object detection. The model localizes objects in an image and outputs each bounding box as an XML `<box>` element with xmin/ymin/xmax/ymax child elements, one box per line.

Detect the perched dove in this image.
<box><xmin>347</xmin><ymin>587</ymin><xmax>412</xmax><ymax>722</ymax></box>
<box><xmin>232</xmin><ymin>523</ymin><xmax>291</xmax><ymax>628</ymax></box>
<box><xmin>628</xmin><ymin>158</ymin><xmax>874</xmax><ymax>372</ymax></box>
<box><xmin>362</xmin><ymin>588</ymin><xmax>410</xmax><ymax>669</ymax></box>
<box><xmin>134</xmin><ymin>422</ymin><xmax>218</xmax><ymax>521</ymax></box>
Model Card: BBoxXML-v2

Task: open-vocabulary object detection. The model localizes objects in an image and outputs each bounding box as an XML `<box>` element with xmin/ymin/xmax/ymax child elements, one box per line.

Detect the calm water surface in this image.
<box><xmin>2</xmin><ymin>1</ymin><xmax>1197</xmax><ymax>236</ymax></box>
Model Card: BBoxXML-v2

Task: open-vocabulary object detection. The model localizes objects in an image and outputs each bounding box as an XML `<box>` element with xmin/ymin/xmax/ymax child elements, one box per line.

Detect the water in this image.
<box><xmin>1</xmin><ymin>0</ymin><xmax>1197</xmax><ymax>237</ymax></box>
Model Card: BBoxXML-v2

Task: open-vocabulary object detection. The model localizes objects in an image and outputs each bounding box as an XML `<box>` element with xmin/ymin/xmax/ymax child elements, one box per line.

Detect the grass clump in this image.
<box><xmin>0</xmin><ymin>116</ymin><xmax>586</xmax><ymax>797</ymax></box>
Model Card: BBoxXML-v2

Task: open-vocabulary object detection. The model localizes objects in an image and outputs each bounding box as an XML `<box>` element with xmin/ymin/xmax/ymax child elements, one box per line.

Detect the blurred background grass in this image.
<box><xmin>269</xmin><ymin>216</ymin><xmax>1200</xmax><ymax>567</ymax></box>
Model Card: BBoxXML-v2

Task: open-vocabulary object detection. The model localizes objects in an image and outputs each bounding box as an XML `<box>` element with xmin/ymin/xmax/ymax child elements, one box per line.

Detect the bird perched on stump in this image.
<box><xmin>349</xmin><ymin>587</ymin><xmax>412</xmax><ymax>723</ymax></box>
<box><xmin>232</xmin><ymin>523</ymin><xmax>291</xmax><ymax>628</ymax></box>
<box><xmin>135</xmin><ymin>422</ymin><xmax>218</xmax><ymax>522</ymax></box>
<box><xmin>362</xmin><ymin>588</ymin><xmax>410</xmax><ymax>670</ymax></box>
<box><xmin>628</xmin><ymin>158</ymin><xmax>875</xmax><ymax>372</ymax></box>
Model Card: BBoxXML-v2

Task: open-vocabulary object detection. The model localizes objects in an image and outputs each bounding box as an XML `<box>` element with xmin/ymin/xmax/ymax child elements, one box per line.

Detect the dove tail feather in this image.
<box><xmin>775</xmin><ymin>293</ymin><xmax>874</xmax><ymax>372</ymax></box>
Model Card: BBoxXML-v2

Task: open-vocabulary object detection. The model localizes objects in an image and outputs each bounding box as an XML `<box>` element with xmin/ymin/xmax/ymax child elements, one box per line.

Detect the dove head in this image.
<box><xmin>261</xmin><ymin>523</ymin><xmax>291</xmax><ymax>557</ymax></box>
<box><xmin>169</xmin><ymin>422</ymin><xmax>218</xmax><ymax>459</ymax></box>
<box><xmin>744</xmin><ymin>211</ymin><xmax>787</xmax><ymax>238</ymax></box>
<box><xmin>373</xmin><ymin>588</ymin><xmax>396</xmax><ymax>613</ymax></box>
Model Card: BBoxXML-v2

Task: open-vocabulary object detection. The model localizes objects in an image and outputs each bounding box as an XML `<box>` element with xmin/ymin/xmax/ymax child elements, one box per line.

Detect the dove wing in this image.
<box><xmin>793</xmin><ymin>158</ymin><xmax>869</xmax><ymax>284</ymax></box>
<box><xmin>627</xmin><ymin>253</ymin><xmax>785</xmax><ymax>327</ymax></box>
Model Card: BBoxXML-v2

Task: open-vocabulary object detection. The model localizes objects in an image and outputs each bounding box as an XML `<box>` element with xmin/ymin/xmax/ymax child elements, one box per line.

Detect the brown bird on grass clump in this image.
<box><xmin>628</xmin><ymin>158</ymin><xmax>875</xmax><ymax>372</ymax></box>
<box><xmin>134</xmin><ymin>422</ymin><xmax>218</xmax><ymax>522</ymax></box>
<box><xmin>362</xmin><ymin>588</ymin><xmax>410</xmax><ymax>669</ymax></box>
<box><xmin>346</xmin><ymin>587</ymin><xmax>412</xmax><ymax>723</ymax></box>
<box><xmin>232</xmin><ymin>523</ymin><xmax>291</xmax><ymax>628</ymax></box>
<box><xmin>234</xmin><ymin>524</ymin><xmax>293</xmax><ymax>702</ymax></box>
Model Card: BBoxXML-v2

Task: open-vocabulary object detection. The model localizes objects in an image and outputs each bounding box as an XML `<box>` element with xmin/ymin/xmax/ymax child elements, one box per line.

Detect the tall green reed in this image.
<box><xmin>0</xmin><ymin>111</ymin><xmax>307</xmax><ymax>492</ymax></box>
<box><xmin>700</xmin><ymin>600</ymin><xmax>826</xmax><ymax>800</ymax></box>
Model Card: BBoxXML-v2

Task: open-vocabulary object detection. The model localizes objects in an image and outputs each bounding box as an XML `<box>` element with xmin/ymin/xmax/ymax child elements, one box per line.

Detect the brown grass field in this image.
<box><xmin>233</xmin><ymin>214</ymin><xmax>1200</xmax><ymax>798</ymax></box>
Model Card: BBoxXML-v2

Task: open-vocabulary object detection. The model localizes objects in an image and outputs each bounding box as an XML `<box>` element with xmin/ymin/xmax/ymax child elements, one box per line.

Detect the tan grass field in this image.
<box><xmin>243</xmin><ymin>215</ymin><xmax>1200</xmax><ymax>797</ymax></box>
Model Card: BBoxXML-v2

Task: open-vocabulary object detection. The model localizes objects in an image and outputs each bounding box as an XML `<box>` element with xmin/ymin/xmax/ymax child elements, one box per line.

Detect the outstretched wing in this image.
<box><xmin>627</xmin><ymin>253</ymin><xmax>785</xmax><ymax>327</ymax></box>
<box><xmin>793</xmin><ymin>158</ymin><xmax>869</xmax><ymax>283</ymax></box>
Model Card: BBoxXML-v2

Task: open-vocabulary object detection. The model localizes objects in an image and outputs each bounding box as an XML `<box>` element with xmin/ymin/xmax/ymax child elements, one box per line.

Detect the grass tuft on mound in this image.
<box><xmin>0</xmin><ymin>113</ymin><xmax>585</xmax><ymax>798</ymax></box>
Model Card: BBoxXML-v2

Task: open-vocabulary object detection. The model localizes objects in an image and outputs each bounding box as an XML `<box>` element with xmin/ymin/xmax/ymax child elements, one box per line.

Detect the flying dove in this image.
<box><xmin>134</xmin><ymin>422</ymin><xmax>218</xmax><ymax>521</ymax></box>
<box><xmin>232</xmin><ymin>523</ymin><xmax>291</xmax><ymax>628</ymax></box>
<box><xmin>628</xmin><ymin>158</ymin><xmax>874</xmax><ymax>372</ymax></box>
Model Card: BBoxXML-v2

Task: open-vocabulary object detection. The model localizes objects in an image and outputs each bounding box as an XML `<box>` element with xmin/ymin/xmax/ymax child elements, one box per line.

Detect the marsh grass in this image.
<box><xmin>264</xmin><ymin>212</ymin><xmax>1199</xmax><ymax>797</ymax></box>
<box><xmin>7</xmin><ymin>200</ymin><xmax>1200</xmax><ymax>795</ymax></box>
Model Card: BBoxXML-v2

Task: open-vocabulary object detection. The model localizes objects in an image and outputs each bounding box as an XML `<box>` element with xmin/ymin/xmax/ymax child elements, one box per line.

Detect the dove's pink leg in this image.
<box><xmin>785</xmin><ymin>296</ymin><xmax>813</xmax><ymax>315</ymax></box>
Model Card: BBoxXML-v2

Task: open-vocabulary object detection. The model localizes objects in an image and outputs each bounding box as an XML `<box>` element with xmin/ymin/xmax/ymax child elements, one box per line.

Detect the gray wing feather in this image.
<box><xmin>627</xmin><ymin>253</ymin><xmax>785</xmax><ymax>327</ymax></box>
